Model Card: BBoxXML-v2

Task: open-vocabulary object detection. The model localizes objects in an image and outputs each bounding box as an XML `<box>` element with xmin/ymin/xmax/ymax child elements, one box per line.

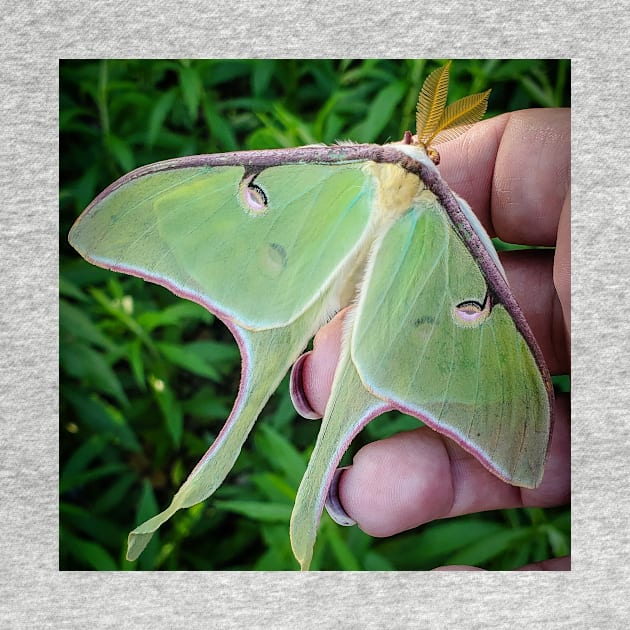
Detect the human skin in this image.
<box><xmin>293</xmin><ymin>109</ymin><xmax>571</xmax><ymax>570</ymax></box>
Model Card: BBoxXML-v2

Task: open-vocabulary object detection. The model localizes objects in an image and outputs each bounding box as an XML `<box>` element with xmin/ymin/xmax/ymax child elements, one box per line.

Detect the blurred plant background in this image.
<box><xmin>60</xmin><ymin>59</ymin><xmax>570</xmax><ymax>570</ymax></box>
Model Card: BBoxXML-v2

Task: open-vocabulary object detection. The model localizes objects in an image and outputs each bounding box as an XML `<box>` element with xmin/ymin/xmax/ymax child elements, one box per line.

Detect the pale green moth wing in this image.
<box><xmin>68</xmin><ymin>149</ymin><xmax>384</xmax><ymax>560</ymax></box>
<box><xmin>288</xmin><ymin>151</ymin><xmax>553</xmax><ymax>570</ymax></box>
<box><xmin>69</xmin><ymin>159</ymin><xmax>376</xmax><ymax>330</ymax></box>
<box><xmin>352</xmin><ymin>188</ymin><xmax>552</xmax><ymax>486</ymax></box>
<box><xmin>290</xmin><ymin>330</ymin><xmax>391</xmax><ymax>570</ymax></box>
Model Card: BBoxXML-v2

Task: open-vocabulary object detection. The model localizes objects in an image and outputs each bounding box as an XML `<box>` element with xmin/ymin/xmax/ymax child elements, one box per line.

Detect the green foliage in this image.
<box><xmin>60</xmin><ymin>59</ymin><xmax>570</xmax><ymax>570</ymax></box>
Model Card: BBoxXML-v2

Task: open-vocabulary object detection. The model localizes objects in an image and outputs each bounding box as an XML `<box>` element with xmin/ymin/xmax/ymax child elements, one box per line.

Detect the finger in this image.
<box><xmin>437</xmin><ymin>109</ymin><xmax>570</xmax><ymax>246</ymax></box>
<box><xmin>516</xmin><ymin>555</ymin><xmax>570</xmax><ymax>571</ymax></box>
<box><xmin>431</xmin><ymin>556</ymin><xmax>570</xmax><ymax>571</ymax></box>
<box><xmin>292</xmin><ymin>308</ymin><xmax>347</xmax><ymax>418</ymax></box>
<box><xmin>554</xmin><ymin>191</ymin><xmax>571</xmax><ymax>337</ymax></box>
<box><xmin>500</xmin><ymin>250</ymin><xmax>569</xmax><ymax>374</ymax></box>
<box><xmin>431</xmin><ymin>565</ymin><xmax>485</xmax><ymax>571</ymax></box>
<box><xmin>292</xmin><ymin>311</ymin><xmax>344</xmax><ymax>418</ymax></box>
<box><xmin>336</xmin><ymin>393</ymin><xmax>569</xmax><ymax>538</ymax></box>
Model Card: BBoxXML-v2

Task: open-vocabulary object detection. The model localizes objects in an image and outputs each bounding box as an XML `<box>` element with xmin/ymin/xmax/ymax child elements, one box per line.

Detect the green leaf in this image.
<box><xmin>185</xmin><ymin>340</ymin><xmax>240</xmax><ymax>368</ymax></box>
<box><xmin>91</xmin><ymin>472</ymin><xmax>138</xmax><ymax>513</ymax></box>
<box><xmin>89</xmin><ymin>287</ymin><xmax>155</xmax><ymax>349</ymax></box>
<box><xmin>252</xmin><ymin>60</ymin><xmax>276</xmax><ymax>96</ymax></box>
<box><xmin>519</xmin><ymin>74</ymin><xmax>555</xmax><ymax>108</ymax></box>
<box><xmin>250</xmin><ymin>472</ymin><xmax>297</xmax><ymax>503</ymax></box>
<box><xmin>322</xmin><ymin>517</ymin><xmax>360</xmax><ymax>570</ymax></box>
<box><xmin>60</xmin><ymin>462</ymin><xmax>129</xmax><ymax>494</ymax></box>
<box><xmin>346</xmin><ymin>81</ymin><xmax>407</xmax><ymax>142</ymax></box>
<box><xmin>60</xmin><ymin>503</ymin><xmax>124</xmax><ymax>546</ymax></box>
<box><xmin>71</xmin><ymin>164</ymin><xmax>101</xmax><ymax>210</ymax></box>
<box><xmin>64</xmin><ymin>389</ymin><xmax>140</xmax><ymax>452</ymax></box>
<box><xmin>546</xmin><ymin>524</ymin><xmax>570</xmax><ymax>557</ymax></box>
<box><xmin>61</xmin><ymin>342</ymin><xmax>128</xmax><ymax>407</ymax></box>
<box><xmin>127</xmin><ymin>338</ymin><xmax>146</xmax><ymax>389</ymax></box>
<box><xmin>254</xmin><ymin>424</ymin><xmax>306</xmax><ymax>487</ymax></box>
<box><xmin>214</xmin><ymin>500</ymin><xmax>292</xmax><ymax>522</ymax></box>
<box><xmin>267</xmin><ymin>380</ymin><xmax>299</xmax><ymax>430</ymax></box>
<box><xmin>155</xmin><ymin>341</ymin><xmax>222</xmax><ymax>381</ymax></box>
<box><xmin>181</xmin><ymin>385</ymin><xmax>232</xmax><ymax>420</ymax></box>
<box><xmin>136</xmin><ymin>301</ymin><xmax>213</xmax><ymax>331</ymax></box>
<box><xmin>147</xmin><ymin>89</ymin><xmax>177</xmax><ymax>146</ymax></box>
<box><xmin>246</xmin><ymin>126</ymin><xmax>285</xmax><ymax>150</ymax></box>
<box><xmin>203</xmin><ymin>96</ymin><xmax>238</xmax><ymax>152</ymax></box>
<box><xmin>553</xmin><ymin>374</ymin><xmax>571</xmax><ymax>393</ymax></box>
<box><xmin>60</xmin><ymin>299</ymin><xmax>116</xmax><ymax>351</ymax></box>
<box><xmin>59</xmin><ymin>276</ymin><xmax>88</xmax><ymax>302</ymax></box>
<box><xmin>447</xmin><ymin>526</ymin><xmax>530</xmax><ymax>566</ymax></box>
<box><xmin>374</xmin><ymin>518</ymin><xmax>505</xmax><ymax>569</ymax></box>
<box><xmin>106</xmin><ymin>134</ymin><xmax>135</xmax><ymax>172</ymax></box>
<box><xmin>61</xmin><ymin>529</ymin><xmax>118</xmax><ymax>570</ymax></box>
<box><xmin>270</xmin><ymin>103</ymin><xmax>318</xmax><ymax>145</ymax></box>
<box><xmin>61</xmin><ymin>434</ymin><xmax>106</xmax><ymax>478</ymax></box>
<box><xmin>363</xmin><ymin>550</ymin><xmax>396</xmax><ymax>571</ymax></box>
<box><xmin>150</xmin><ymin>374</ymin><xmax>183</xmax><ymax>447</ymax></box>
<box><xmin>178</xmin><ymin>65</ymin><xmax>202</xmax><ymax>120</ymax></box>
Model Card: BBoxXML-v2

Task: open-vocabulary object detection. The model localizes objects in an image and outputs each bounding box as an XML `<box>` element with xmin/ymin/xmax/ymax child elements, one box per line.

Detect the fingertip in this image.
<box><xmin>298</xmin><ymin>310</ymin><xmax>346</xmax><ymax>417</ymax></box>
<box><xmin>324</xmin><ymin>466</ymin><xmax>356</xmax><ymax>526</ymax></box>
<box><xmin>520</xmin><ymin>393</ymin><xmax>570</xmax><ymax>507</ymax></box>
<box><xmin>438</xmin><ymin>109</ymin><xmax>570</xmax><ymax>246</ymax></box>
<box><xmin>516</xmin><ymin>556</ymin><xmax>570</xmax><ymax>571</ymax></box>
<box><xmin>337</xmin><ymin>429</ymin><xmax>453</xmax><ymax>537</ymax></box>
<box><xmin>431</xmin><ymin>565</ymin><xmax>486</xmax><ymax>571</ymax></box>
<box><xmin>553</xmin><ymin>192</ymin><xmax>571</xmax><ymax>336</ymax></box>
<box><xmin>289</xmin><ymin>351</ymin><xmax>321</xmax><ymax>419</ymax></box>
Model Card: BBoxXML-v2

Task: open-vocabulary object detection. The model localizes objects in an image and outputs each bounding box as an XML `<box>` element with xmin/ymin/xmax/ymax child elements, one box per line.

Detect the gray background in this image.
<box><xmin>1</xmin><ymin>0</ymin><xmax>626</xmax><ymax>627</ymax></box>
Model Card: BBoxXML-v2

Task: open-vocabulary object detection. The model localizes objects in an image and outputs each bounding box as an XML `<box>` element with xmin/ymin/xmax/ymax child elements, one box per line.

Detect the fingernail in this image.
<box><xmin>289</xmin><ymin>352</ymin><xmax>321</xmax><ymax>419</ymax></box>
<box><xmin>325</xmin><ymin>467</ymin><xmax>356</xmax><ymax>526</ymax></box>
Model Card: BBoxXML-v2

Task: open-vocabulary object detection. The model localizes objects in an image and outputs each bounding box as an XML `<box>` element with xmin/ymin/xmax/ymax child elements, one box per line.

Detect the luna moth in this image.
<box><xmin>68</xmin><ymin>62</ymin><xmax>553</xmax><ymax>571</ymax></box>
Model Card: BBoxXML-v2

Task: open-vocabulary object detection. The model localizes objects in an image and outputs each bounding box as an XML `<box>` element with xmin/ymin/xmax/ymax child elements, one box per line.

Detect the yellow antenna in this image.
<box><xmin>415</xmin><ymin>62</ymin><xmax>491</xmax><ymax>164</ymax></box>
<box><xmin>416</xmin><ymin>61</ymin><xmax>452</xmax><ymax>146</ymax></box>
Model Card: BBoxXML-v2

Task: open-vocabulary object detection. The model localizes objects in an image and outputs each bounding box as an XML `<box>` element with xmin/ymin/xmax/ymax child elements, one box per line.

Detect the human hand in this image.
<box><xmin>293</xmin><ymin>109</ymin><xmax>571</xmax><ymax>570</ymax></box>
